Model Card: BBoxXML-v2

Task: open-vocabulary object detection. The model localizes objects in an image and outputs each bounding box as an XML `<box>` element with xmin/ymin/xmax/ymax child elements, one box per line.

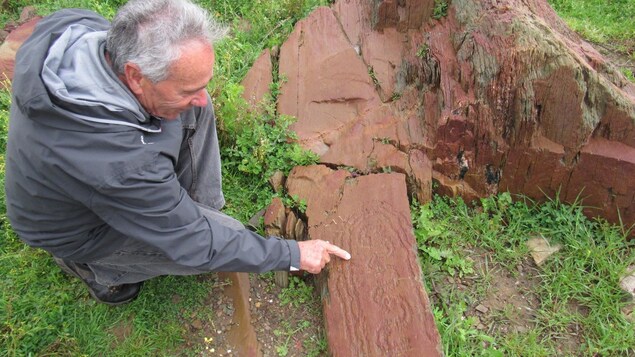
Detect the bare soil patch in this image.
<box><xmin>181</xmin><ymin>273</ymin><xmax>325</xmax><ymax>357</ymax></box>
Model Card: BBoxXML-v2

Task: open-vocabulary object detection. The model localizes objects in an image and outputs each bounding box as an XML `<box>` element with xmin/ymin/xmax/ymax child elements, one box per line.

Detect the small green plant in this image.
<box><xmin>278</xmin><ymin>276</ymin><xmax>314</xmax><ymax>307</ymax></box>
<box><xmin>303</xmin><ymin>334</ymin><xmax>328</xmax><ymax>357</ymax></box>
<box><xmin>281</xmin><ymin>194</ymin><xmax>308</xmax><ymax>213</ymax></box>
<box><xmin>416</xmin><ymin>43</ymin><xmax>429</xmax><ymax>58</ymax></box>
<box><xmin>372</xmin><ymin>136</ymin><xmax>392</xmax><ymax>145</ymax></box>
<box><xmin>274</xmin><ymin>320</ymin><xmax>311</xmax><ymax>356</ymax></box>
<box><xmin>621</xmin><ymin>67</ymin><xmax>635</xmax><ymax>82</ymax></box>
<box><xmin>432</xmin><ymin>0</ymin><xmax>449</xmax><ymax>20</ymax></box>
<box><xmin>413</xmin><ymin>201</ymin><xmax>475</xmax><ymax>277</ymax></box>
<box><xmin>368</xmin><ymin>66</ymin><xmax>380</xmax><ymax>87</ymax></box>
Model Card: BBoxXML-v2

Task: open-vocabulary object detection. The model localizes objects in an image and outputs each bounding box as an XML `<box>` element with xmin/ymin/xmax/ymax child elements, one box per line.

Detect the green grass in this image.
<box><xmin>548</xmin><ymin>0</ymin><xmax>635</xmax><ymax>82</ymax></box>
<box><xmin>547</xmin><ymin>0</ymin><xmax>635</xmax><ymax>44</ymax></box>
<box><xmin>2</xmin><ymin>228</ymin><xmax>221</xmax><ymax>355</ymax></box>
<box><xmin>413</xmin><ymin>193</ymin><xmax>635</xmax><ymax>356</ymax></box>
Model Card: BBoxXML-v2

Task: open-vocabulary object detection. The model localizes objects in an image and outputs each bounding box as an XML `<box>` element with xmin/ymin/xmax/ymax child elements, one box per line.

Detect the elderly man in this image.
<box><xmin>5</xmin><ymin>0</ymin><xmax>350</xmax><ymax>306</ymax></box>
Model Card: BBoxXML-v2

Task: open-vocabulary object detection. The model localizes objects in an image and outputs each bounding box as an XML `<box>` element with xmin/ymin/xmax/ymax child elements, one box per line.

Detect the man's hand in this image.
<box><xmin>297</xmin><ymin>240</ymin><xmax>351</xmax><ymax>274</ymax></box>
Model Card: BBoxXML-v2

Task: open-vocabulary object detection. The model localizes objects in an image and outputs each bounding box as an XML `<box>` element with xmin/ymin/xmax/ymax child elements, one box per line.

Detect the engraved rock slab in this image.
<box><xmin>286</xmin><ymin>166</ymin><xmax>442</xmax><ymax>356</ymax></box>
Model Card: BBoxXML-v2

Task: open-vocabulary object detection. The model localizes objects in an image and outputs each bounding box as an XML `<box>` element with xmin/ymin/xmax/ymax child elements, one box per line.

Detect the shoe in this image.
<box><xmin>53</xmin><ymin>257</ymin><xmax>142</xmax><ymax>306</ymax></box>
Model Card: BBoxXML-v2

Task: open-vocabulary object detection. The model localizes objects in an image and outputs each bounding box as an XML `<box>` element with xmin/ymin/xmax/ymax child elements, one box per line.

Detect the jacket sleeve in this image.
<box><xmin>88</xmin><ymin>150</ymin><xmax>300</xmax><ymax>273</ymax></box>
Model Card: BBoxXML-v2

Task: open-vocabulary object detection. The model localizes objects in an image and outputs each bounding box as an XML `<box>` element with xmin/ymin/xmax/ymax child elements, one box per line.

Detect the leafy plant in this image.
<box><xmin>432</xmin><ymin>0</ymin><xmax>449</xmax><ymax>20</ymax></box>
<box><xmin>416</xmin><ymin>43</ymin><xmax>429</xmax><ymax>59</ymax></box>
<box><xmin>368</xmin><ymin>66</ymin><xmax>380</xmax><ymax>87</ymax></box>
<box><xmin>621</xmin><ymin>67</ymin><xmax>635</xmax><ymax>82</ymax></box>
<box><xmin>281</xmin><ymin>194</ymin><xmax>308</xmax><ymax>214</ymax></box>
<box><xmin>273</xmin><ymin>320</ymin><xmax>311</xmax><ymax>356</ymax></box>
<box><xmin>278</xmin><ymin>276</ymin><xmax>315</xmax><ymax>307</ymax></box>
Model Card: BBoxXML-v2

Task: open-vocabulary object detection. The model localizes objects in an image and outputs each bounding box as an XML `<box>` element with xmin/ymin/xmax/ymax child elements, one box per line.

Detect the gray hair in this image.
<box><xmin>106</xmin><ymin>0</ymin><xmax>228</xmax><ymax>83</ymax></box>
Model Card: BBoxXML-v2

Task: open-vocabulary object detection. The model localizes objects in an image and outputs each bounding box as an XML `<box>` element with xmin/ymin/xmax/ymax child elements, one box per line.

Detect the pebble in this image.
<box><xmin>475</xmin><ymin>304</ymin><xmax>489</xmax><ymax>313</ymax></box>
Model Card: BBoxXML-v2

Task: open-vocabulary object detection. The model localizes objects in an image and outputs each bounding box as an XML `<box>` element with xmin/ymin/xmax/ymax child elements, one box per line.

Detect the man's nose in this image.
<box><xmin>190</xmin><ymin>89</ymin><xmax>208</xmax><ymax>107</ymax></box>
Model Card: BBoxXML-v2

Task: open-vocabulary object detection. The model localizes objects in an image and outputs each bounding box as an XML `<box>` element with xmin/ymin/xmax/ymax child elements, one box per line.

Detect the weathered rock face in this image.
<box><xmin>243</xmin><ymin>0</ymin><xmax>635</xmax><ymax>229</ymax></box>
<box><xmin>285</xmin><ymin>166</ymin><xmax>442</xmax><ymax>356</ymax></box>
<box><xmin>241</xmin><ymin>49</ymin><xmax>272</xmax><ymax>111</ymax></box>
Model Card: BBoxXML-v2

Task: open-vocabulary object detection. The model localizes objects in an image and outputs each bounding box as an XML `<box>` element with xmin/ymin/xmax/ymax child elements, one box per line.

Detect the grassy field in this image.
<box><xmin>1</xmin><ymin>0</ymin><xmax>634</xmax><ymax>356</ymax></box>
<box><xmin>548</xmin><ymin>0</ymin><xmax>635</xmax><ymax>43</ymax></box>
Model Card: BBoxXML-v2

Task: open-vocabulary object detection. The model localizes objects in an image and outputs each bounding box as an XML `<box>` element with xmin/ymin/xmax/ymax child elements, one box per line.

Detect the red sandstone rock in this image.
<box><xmin>263</xmin><ymin>197</ymin><xmax>286</xmax><ymax>237</ymax></box>
<box><xmin>240</xmin><ymin>49</ymin><xmax>273</xmax><ymax>111</ymax></box>
<box><xmin>285</xmin><ymin>166</ymin><xmax>442</xmax><ymax>356</ymax></box>
<box><xmin>277</xmin><ymin>7</ymin><xmax>382</xmax><ymax>155</ymax></box>
<box><xmin>286</xmin><ymin>165</ymin><xmax>351</xmax><ymax>227</ymax></box>
<box><xmin>241</xmin><ymin>0</ymin><xmax>635</xmax><ymax>229</ymax></box>
<box><xmin>0</xmin><ymin>16</ymin><xmax>40</xmax><ymax>83</ymax></box>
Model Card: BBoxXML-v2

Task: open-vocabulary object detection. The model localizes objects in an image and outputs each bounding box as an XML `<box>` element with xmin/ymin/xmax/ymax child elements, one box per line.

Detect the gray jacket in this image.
<box><xmin>5</xmin><ymin>9</ymin><xmax>300</xmax><ymax>272</ymax></box>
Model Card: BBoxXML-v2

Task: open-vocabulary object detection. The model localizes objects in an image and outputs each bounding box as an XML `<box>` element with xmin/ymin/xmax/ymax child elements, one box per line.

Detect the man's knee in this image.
<box><xmin>197</xmin><ymin>204</ymin><xmax>245</xmax><ymax>231</ymax></box>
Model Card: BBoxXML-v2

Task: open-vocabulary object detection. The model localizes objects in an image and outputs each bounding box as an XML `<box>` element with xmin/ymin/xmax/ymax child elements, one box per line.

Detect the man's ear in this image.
<box><xmin>123</xmin><ymin>63</ymin><xmax>145</xmax><ymax>95</ymax></box>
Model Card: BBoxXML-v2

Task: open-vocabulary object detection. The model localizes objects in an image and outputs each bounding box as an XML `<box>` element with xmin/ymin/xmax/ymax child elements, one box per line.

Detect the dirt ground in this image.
<box><xmin>181</xmin><ymin>273</ymin><xmax>326</xmax><ymax>357</ymax></box>
<box><xmin>179</xmin><ymin>250</ymin><xmax>563</xmax><ymax>356</ymax></box>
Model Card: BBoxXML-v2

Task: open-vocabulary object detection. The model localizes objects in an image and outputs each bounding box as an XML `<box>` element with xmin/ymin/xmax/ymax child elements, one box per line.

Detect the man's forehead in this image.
<box><xmin>167</xmin><ymin>41</ymin><xmax>215</xmax><ymax>82</ymax></box>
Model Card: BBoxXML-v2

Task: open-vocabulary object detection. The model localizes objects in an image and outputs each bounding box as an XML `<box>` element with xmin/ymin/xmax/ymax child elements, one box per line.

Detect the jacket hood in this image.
<box><xmin>12</xmin><ymin>9</ymin><xmax>161</xmax><ymax>133</ymax></box>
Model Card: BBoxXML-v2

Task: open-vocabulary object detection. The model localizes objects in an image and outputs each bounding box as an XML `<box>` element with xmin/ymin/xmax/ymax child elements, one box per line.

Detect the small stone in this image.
<box><xmin>19</xmin><ymin>6</ymin><xmax>38</xmax><ymax>23</ymax></box>
<box><xmin>477</xmin><ymin>323</ymin><xmax>486</xmax><ymax>330</ymax></box>
<box><xmin>255</xmin><ymin>301</ymin><xmax>262</xmax><ymax>308</ymax></box>
<box><xmin>284</xmin><ymin>211</ymin><xmax>298</xmax><ymax>240</ymax></box>
<box><xmin>294</xmin><ymin>219</ymin><xmax>307</xmax><ymax>241</ymax></box>
<box><xmin>268</xmin><ymin>171</ymin><xmax>286</xmax><ymax>193</ymax></box>
<box><xmin>191</xmin><ymin>319</ymin><xmax>203</xmax><ymax>330</ymax></box>
<box><xmin>527</xmin><ymin>236</ymin><xmax>561</xmax><ymax>266</ymax></box>
<box><xmin>475</xmin><ymin>304</ymin><xmax>489</xmax><ymax>313</ymax></box>
<box><xmin>619</xmin><ymin>265</ymin><xmax>635</xmax><ymax>300</ymax></box>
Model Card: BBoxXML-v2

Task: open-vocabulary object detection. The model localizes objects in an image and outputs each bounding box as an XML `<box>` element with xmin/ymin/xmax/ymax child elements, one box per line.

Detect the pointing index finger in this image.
<box><xmin>325</xmin><ymin>242</ymin><xmax>351</xmax><ymax>260</ymax></box>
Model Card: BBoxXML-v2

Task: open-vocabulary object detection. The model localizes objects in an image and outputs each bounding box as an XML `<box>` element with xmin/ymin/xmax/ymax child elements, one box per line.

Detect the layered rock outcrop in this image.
<box><xmin>244</xmin><ymin>0</ymin><xmax>635</xmax><ymax>229</ymax></box>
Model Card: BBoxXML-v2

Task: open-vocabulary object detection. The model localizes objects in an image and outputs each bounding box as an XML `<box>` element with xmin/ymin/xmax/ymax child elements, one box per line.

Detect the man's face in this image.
<box><xmin>135</xmin><ymin>40</ymin><xmax>215</xmax><ymax>120</ymax></box>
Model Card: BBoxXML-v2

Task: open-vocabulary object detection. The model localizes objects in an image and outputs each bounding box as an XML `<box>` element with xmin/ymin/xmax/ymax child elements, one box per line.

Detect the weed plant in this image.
<box><xmin>413</xmin><ymin>193</ymin><xmax>635</xmax><ymax>356</ymax></box>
